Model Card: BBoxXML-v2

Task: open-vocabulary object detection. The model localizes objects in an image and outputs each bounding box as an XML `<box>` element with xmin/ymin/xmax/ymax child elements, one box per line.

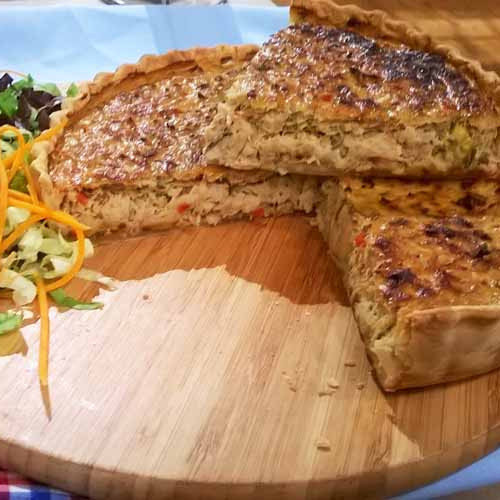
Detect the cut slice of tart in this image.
<box><xmin>33</xmin><ymin>46</ymin><xmax>321</xmax><ymax>235</ymax></box>
<box><xmin>204</xmin><ymin>1</ymin><xmax>500</xmax><ymax>179</ymax></box>
<box><xmin>316</xmin><ymin>177</ymin><xmax>500</xmax><ymax>391</ymax></box>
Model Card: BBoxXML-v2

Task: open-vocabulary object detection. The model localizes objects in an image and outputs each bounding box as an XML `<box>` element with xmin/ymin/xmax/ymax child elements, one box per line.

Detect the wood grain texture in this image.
<box><xmin>1</xmin><ymin>217</ymin><xmax>500</xmax><ymax>500</ymax></box>
<box><xmin>2</xmin><ymin>2</ymin><xmax>500</xmax><ymax>498</ymax></box>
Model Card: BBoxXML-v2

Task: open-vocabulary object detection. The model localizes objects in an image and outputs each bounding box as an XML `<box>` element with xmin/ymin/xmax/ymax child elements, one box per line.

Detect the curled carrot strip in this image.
<box><xmin>0</xmin><ymin>214</ymin><xmax>44</xmax><ymax>254</ymax></box>
<box><xmin>36</xmin><ymin>275</ymin><xmax>50</xmax><ymax>386</ymax></box>
<box><xmin>1</xmin><ymin>118</ymin><xmax>89</xmax><ymax>390</ymax></box>
<box><xmin>0</xmin><ymin>157</ymin><xmax>9</xmax><ymax>248</ymax></box>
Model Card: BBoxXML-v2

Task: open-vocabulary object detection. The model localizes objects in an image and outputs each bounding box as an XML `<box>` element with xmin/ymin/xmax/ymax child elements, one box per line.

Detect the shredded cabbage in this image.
<box><xmin>3</xmin><ymin>207</ymin><xmax>30</xmax><ymax>236</ymax></box>
<box><xmin>0</xmin><ymin>268</ymin><xmax>36</xmax><ymax>306</ymax></box>
<box><xmin>1</xmin><ymin>219</ymin><xmax>111</xmax><ymax>305</ymax></box>
<box><xmin>77</xmin><ymin>268</ymin><xmax>118</xmax><ymax>289</ymax></box>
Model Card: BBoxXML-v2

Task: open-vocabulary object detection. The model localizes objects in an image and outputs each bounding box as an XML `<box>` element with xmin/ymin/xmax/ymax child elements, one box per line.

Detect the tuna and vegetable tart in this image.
<box><xmin>34</xmin><ymin>46</ymin><xmax>320</xmax><ymax>235</ymax></box>
<box><xmin>317</xmin><ymin>177</ymin><xmax>500</xmax><ymax>391</ymax></box>
<box><xmin>204</xmin><ymin>0</ymin><xmax>500</xmax><ymax>179</ymax></box>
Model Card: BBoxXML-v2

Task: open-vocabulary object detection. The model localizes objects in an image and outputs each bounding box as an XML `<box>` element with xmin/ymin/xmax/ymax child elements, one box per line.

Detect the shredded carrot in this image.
<box><xmin>0</xmin><ymin>214</ymin><xmax>44</xmax><ymax>254</ymax></box>
<box><xmin>8</xmin><ymin>189</ymin><xmax>32</xmax><ymax>203</ymax></box>
<box><xmin>3</xmin><ymin>130</ymin><xmax>27</xmax><ymax>185</ymax></box>
<box><xmin>0</xmin><ymin>119</ymin><xmax>90</xmax><ymax>389</ymax></box>
<box><xmin>33</xmin><ymin>119</ymin><xmax>68</xmax><ymax>144</ymax></box>
<box><xmin>21</xmin><ymin>159</ymin><xmax>39</xmax><ymax>204</ymax></box>
<box><xmin>7</xmin><ymin>198</ymin><xmax>90</xmax><ymax>231</ymax></box>
<box><xmin>45</xmin><ymin>228</ymin><xmax>86</xmax><ymax>292</ymax></box>
<box><xmin>2</xmin><ymin>151</ymin><xmax>16</xmax><ymax>169</ymax></box>
<box><xmin>8</xmin><ymin>144</ymin><xmax>27</xmax><ymax>183</ymax></box>
<box><xmin>36</xmin><ymin>275</ymin><xmax>50</xmax><ymax>386</ymax></box>
<box><xmin>0</xmin><ymin>157</ymin><xmax>9</xmax><ymax>248</ymax></box>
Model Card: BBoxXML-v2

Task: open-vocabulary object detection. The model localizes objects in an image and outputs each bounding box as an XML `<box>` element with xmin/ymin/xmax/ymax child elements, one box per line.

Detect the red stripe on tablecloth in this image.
<box><xmin>0</xmin><ymin>469</ymin><xmax>31</xmax><ymax>486</ymax></box>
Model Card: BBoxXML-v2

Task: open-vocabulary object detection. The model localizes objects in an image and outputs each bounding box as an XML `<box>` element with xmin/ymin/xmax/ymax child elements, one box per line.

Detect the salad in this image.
<box><xmin>0</xmin><ymin>72</ymin><xmax>112</xmax><ymax>385</ymax></box>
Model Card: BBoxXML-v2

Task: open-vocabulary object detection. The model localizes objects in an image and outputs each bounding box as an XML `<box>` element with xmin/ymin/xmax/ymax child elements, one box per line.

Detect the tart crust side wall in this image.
<box><xmin>318</xmin><ymin>180</ymin><xmax>500</xmax><ymax>391</ymax></box>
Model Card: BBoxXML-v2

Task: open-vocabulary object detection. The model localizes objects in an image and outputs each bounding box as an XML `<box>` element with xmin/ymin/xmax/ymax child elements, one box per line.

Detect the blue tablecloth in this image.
<box><xmin>1</xmin><ymin>4</ymin><xmax>499</xmax><ymax>499</ymax></box>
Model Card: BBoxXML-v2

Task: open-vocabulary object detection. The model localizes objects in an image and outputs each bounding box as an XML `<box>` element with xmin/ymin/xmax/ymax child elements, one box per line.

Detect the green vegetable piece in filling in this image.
<box><xmin>0</xmin><ymin>311</ymin><xmax>23</xmax><ymax>335</ymax></box>
<box><xmin>451</xmin><ymin>123</ymin><xmax>475</xmax><ymax>167</ymax></box>
<box><xmin>49</xmin><ymin>289</ymin><xmax>104</xmax><ymax>310</ymax></box>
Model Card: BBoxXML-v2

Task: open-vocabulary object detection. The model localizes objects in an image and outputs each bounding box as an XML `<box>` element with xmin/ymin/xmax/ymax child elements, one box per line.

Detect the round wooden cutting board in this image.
<box><xmin>1</xmin><ymin>217</ymin><xmax>500</xmax><ymax>499</ymax></box>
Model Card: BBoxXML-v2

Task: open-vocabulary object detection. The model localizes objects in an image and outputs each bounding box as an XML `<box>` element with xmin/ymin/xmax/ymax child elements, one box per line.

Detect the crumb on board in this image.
<box><xmin>316</xmin><ymin>438</ymin><xmax>331</xmax><ymax>451</ymax></box>
<box><xmin>327</xmin><ymin>377</ymin><xmax>340</xmax><ymax>389</ymax></box>
<box><xmin>282</xmin><ymin>372</ymin><xmax>298</xmax><ymax>392</ymax></box>
<box><xmin>357</xmin><ymin>383</ymin><xmax>365</xmax><ymax>390</ymax></box>
<box><xmin>344</xmin><ymin>360</ymin><xmax>356</xmax><ymax>367</ymax></box>
<box><xmin>318</xmin><ymin>389</ymin><xmax>335</xmax><ymax>397</ymax></box>
<box><xmin>142</xmin><ymin>294</ymin><xmax>151</xmax><ymax>301</ymax></box>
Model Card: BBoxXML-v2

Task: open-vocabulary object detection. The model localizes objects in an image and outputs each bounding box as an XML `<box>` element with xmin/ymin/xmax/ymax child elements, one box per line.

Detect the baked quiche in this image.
<box><xmin>33</xmin><ymin>46</ymin><xmax>320</xmax><ymax>235</ymax></box>
<box><xmin>317</xmin><ymin>177</ymin><xmax>500</xmax><ymax>390</ymax></box>
<box><xmin>204</xmin><ymin>0</ymin><xmax>500</xmax><ymax>179</ymax></box>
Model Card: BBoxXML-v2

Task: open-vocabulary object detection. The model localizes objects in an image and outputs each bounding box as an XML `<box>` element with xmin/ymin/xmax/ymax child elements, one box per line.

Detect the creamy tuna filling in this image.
<box><xmin>205</xmin><ymin>108</ymin><xmax>499</xmax><ymax>175</ymax></box>
<box><xmin>62</xmin><ymin>175</ymin><xmax>320</xmax><ymax>234</ymax></box>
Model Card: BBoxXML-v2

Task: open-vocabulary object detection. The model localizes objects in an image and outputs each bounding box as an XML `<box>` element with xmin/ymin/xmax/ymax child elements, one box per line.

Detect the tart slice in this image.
<box><xmin>204</xmin><ymin>1</ymin><xmax>500</xmax><ymax>179</ymax></box>
<box><xmin>33</xmin><ymin>46</ymin><xmax>320</xmax><ymax>235</ymax></box>
<box><xmin>317</xmin><ymin>177</ymin><xmax>500</xmax><ymax>390</ymax></box>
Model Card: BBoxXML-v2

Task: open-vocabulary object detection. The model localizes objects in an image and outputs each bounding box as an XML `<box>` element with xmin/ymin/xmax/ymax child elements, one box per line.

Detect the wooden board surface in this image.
<box><xmin>1</xmin><ymin>217</ymin><xmax>500</xmax><ymax>500</ymax></box>
<box><xmin>2</xmin><ymin>3</ymin><xmax>500</xmax><ymax>499</ymax></box>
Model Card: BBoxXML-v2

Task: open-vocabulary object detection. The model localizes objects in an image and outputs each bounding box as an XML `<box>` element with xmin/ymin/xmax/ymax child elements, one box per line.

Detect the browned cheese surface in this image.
<box><xmin>233</xmin><ymin>24</ymin><xmax>496</xmax><ymax>124</ymax></box>
<box><xmin>50</xmin><ymin>60</ymin><xmax>254</xmax><ymax>191</ymax></box>
<box><xmin>344</xmin><ymin>179</ymin><xmax>500</xmax><ymax>311</ymax></box>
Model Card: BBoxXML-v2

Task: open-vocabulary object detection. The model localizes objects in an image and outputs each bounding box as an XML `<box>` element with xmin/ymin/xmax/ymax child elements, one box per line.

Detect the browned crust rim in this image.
<box><xmin>68</xmin><ymin>44</ymin><xmax>259</xmax><ymax>121</ymax></box>
<box><xmin>31</xmin><ymin>44</ymin><xmax>259</xmax><ymax>210</ymax></box>
<box><xmin>289</xmin><ymin>0</ymin><xmax>500</xmax><ymax>107</ymax></box>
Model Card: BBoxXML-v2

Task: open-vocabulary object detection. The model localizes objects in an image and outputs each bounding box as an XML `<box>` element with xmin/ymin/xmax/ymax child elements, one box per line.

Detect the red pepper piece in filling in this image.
<box><xmin>177</xmin><ymin>202</ymin><xmax>190</xmax><ymax>214</ymax></box>
<box><xmin>252</xmin><ymin>207</ymin><xmax>265</xmax><ymax>218</ymax></box>
<box><xmin>77</xmin><ymin>192</ymin><xmax>89</xmax><ymax>205</ymax></box>
<box><xmin>354</xmin><ymin>232</ymin><xmax>366</xmax><ymax>247</ymax></box>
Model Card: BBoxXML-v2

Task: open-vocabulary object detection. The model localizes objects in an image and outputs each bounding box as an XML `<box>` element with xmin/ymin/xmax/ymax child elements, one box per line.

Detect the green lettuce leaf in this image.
<box><xmin>49</xmin><ymin>289</ymin><xmax>103</xmax><ymax>310</ymax></box>
<box><xmin>0</xmin><ymin>88</ymin><xmax>18</xmax><ymax>118</ymax></box>
<box><xmin>11</xmin><ymin>74</ymin><xmax>34</xmax><ymax>92</ymax></box>
<box><xmin>35</xmin><ymin>82</ymin><xmax>61</xmax><ymax>97</ymax></box>
<box><xmin>66</xmin><ymin>83</ymin><xmax>79</xmax><ymax>98</ymax></box>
